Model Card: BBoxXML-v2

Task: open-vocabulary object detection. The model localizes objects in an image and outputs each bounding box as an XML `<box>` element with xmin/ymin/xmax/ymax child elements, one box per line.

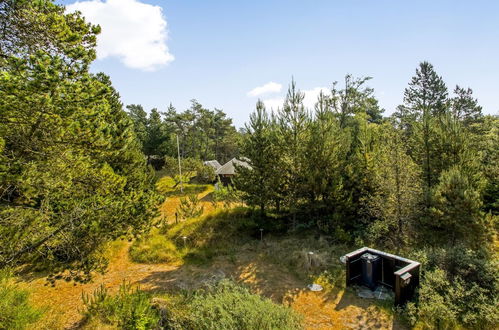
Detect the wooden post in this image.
<box><xmin>177</xmin><ymin>134</ymin><xmax>183</xmax><ymax>193</ymax></box>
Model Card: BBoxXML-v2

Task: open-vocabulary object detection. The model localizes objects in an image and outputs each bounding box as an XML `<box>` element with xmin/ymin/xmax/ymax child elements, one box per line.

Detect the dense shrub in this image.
<box><xmin>82</xmin><ymin>282</ymin><xmax>160</xmax><ymax>330</ymax></box>
<box><xmin>165</xmin><ymin>280</ymin><xmax>302</xmax><ymax>330</ymax></box>
<box><xmin>0</xmin><ymin>270</ymin><xmax>41</xmax><ymax>330</ymax></box>
<box><xmin>404</xmin><ymin>246</ymin><xmax>499</xmax><ymax>329</ymax></box>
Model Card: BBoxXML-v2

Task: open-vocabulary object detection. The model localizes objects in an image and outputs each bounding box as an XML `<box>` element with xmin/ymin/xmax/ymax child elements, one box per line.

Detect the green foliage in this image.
<box><xmin>127</xmin><ymin>101</ymin><xmax>241</xmax><ymax>163</ymax></box>
<box><xmin>155</xmin><ymin>175</ymin><xmax>178</xmax><ymax>194</ymax></box>
<box><xmin>129</xmin><ymin>229</ymin><xmax>180</xmax><ymax>264</ymax></box>
<box><xmin>0</xmin><ymin>0</ymin><xmax>159</xmax><ymax>279</ymax></box>
<box><xmin>404</xmin><ymin>246</ymin><xmax>499</xmax><ymax>329</ymax></box>
<box><xmin>164</xmin><ymin>280</ymin><xmax>302</xmax><ymax>330</ymax></box>
<box><xmin>167</xmin><ymin>207</ymin><xmax>258</xmax><ymax>264</ymax></box>
<box><xmin>129</xmin><ymin>208</ymin><xmax>259</xmax><ymax>265</ymax></box>
<box><xmin>212</xmin><ymin>179</ymin><xmax>241</xmax><ymax>208</ymax></box>
<box><xmin>430</xmin><ymin>165</ymin><xmax>490</xmax><ymax>245</ymax></box>
<box><xmin>235</xmin><ymin>100</ymin><xmax>284</xmax><ymax>216</ymax></box>
<box><xmin>177</xmin><ymin>195</ymin><xmax>204</xmax><ymax>220</ymax></box>
<box><xmin>82</xmin><ymin>282</ymin><xmax>160</xmax><ymax>330</ymax></box>
<box><xmin>365</xmin><ymin>123</ymin><xmax>421</xmax><ymax>247</ymax></box>
<box><xmin>162</xmin><ymin>156</ymin><xmax>215</xmax><ymax>186</ymax></box>
<box><xmin>0</xmin><ymin>270</ymin><xmax>42</xmax><ymax>330</ymax></box>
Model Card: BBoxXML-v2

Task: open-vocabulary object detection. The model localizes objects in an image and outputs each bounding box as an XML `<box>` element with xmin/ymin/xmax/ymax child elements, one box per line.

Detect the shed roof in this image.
<box><xmin>203</xmin><ymin>160</ymin><xmax>222</xmax><ymax>170</ymax></box>
<box><xmin>216</xmin><ymin>158</ymin><xmax>251</xmax><ymax>175</ymax></box>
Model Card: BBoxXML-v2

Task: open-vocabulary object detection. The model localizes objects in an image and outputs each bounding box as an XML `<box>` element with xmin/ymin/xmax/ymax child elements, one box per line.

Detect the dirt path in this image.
<box><xmin>18</xmin><ymin>243</ymin><xmax>177</xmax><ymax>329</ymax></box>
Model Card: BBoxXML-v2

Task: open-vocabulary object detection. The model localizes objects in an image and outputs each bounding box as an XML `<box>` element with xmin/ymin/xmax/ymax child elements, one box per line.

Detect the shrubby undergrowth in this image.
<box><xmin>82</xmin><ymin>282</ymin><xmax>160</xmax><ymax>330</ymax></box>
<box><xmin>82</xmin><ymin>280</ymin><xmax>302</xmax><ymax>330</ymax></box>
<box><xmin>161</xmin><ymin>280</ymin><xmax>302</xmax><ymax>330</ymax></box>
<box><xmin>0</xmin><ymin>270</ymin><xmax>41</xmax><ymax>330</ymax></box>
<box><xmin>130</xmin><ymin>207</ymin><xmax>261</xmax><ymax>265</ymax></box>
<box><xmin>403</xmin><ymin>246</ymin><xmax>499</xmax><ymax>329</ymax></box>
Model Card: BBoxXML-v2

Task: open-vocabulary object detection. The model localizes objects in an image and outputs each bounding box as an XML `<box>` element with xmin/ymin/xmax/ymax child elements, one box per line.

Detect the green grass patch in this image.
<box><xmin>0</xmin><ymin>270</ymin><xmax>42</xmax><ymax>330</ymax></box>
<box><xmin>155</xmin><ymin>175</ymin><xmax>211</xmax><ymax>197</ymax></box>
<box><xmin>130</xmin><ymin>207</ymin><xmax>259</xmax><ymax>265</ymax></box>
<box><xmin>129</xmin><ymin>229</ymin><xmax>180</xmax><ymax>264</ymax></box>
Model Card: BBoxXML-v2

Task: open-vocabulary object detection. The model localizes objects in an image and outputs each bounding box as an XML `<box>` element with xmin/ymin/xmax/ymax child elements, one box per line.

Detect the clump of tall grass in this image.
<box><xmin>82</xmin><ymin>282</ymin><xmax>160</xmax><ymax>330</ymax></box>
<box><xmin>129</xmin><ymin>229</ymin><xmax>180</xmax><ymax>264</ymax></box>
<box><xmin>0</xmin><ymin>269</ymin><xmax>42</xmax><ymax>330</ymax></box>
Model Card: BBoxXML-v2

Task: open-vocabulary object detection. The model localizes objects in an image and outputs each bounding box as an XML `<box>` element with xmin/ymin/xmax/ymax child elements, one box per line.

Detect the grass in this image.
<box><xmin>156</xmin><ymin>175</ymin><xmax>211</xmax><ymax>197</ymax></box>
<box><xmin>0</xmin><ymin>269</ymin><xmax>42</xmax><ymax>330</ymax></box>
<box><xmin>130</xmin><ymin>207</ymin><xmax>259</xmax><ymax>265</ymax></box>
<box><xmin>81</xmin><ymin>282</ymin><xmax>160</xmax><ymax>330</ymax></box>
<box><xmin>129</xmin><ymin>229</ymin><xmax>180</xmax><ymax>264</ymax></box>
<box><xmin>156</xmin><ymin>177</ymin><xmax>216</xmax><ymax>222</ymax></box>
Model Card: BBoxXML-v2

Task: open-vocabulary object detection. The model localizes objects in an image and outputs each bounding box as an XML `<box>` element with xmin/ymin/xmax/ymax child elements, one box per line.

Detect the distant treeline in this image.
<box><xmin>126</xmin><ymin>101</ymin><xmax>241</xmax><ymax>165</ymax></box>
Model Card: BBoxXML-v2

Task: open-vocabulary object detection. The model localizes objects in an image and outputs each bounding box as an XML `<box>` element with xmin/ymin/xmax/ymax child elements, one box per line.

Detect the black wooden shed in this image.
<box><xmin>341</xmin><ymin>247</ymin><xmax>420</xmax><ymax>305</ymax></box>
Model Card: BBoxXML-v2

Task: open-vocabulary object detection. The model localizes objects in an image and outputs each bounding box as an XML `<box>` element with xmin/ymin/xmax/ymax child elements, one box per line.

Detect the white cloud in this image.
<box><xmin>262</xmin><ymin>97</ymin><xmax>284</xmax><ymax>110</ymax></box>
<box><xmin>66</xmin><ymin>0</ymin><xmax>174</xmax><ymax>71</ymax></box>
<box><xmin>262</xmin><ymin>86</ymin><xmax>330</xmax><ymax>111</ymax></box>
<box><xmin>302</xmin><ymin>87</ymin><xmax>330</xmax><ymax>109</ymax></box>
<box><xmin>247</xmin><ymin>82</ymin><xmax>282</xmax><ymax>97</ymax></box>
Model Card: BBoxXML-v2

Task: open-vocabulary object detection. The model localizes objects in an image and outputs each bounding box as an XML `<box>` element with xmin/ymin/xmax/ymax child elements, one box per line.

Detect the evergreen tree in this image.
<box><xmin>303</xmin><ymin>91</ymin><xmax>350</xmax><ymax>217</ymax></box>
<box><xmin>126</xmin><ymin>104</ymin><xmax>148</xmax><ymax>148</ymax></box>
<box><xmin>450</xmin><ymin>86</ymin><xmax>483</xmax><ymax>127</ymax></box>
<box><xmin>235</xmin><ymin>101</ymin><xmax>277</xmax><ymax>216</ymax></box>
<box><xmin>0</xmin><ymin>0</ymin><xmax>158</xmax><ymax>279</ymax></box>
<box><xmin>399</xmin><ymin>62</ymin><xmax>449</xmax><ymax>204</ymax></box>
<box><xmin>329</xmin><ymin>75</ymin><xmax>384</xmax><ymax>128</ymax></box>
<box><xmin>278</xmin><ymin>80</ymin><xmax>309</xmax><ymax>225</ymax></box>
<box><xmin>367</xmin><ymin>123</ymin><xmax>422</xmax><ymax>246</ymax></box>
<box><xmin>430</xmin><ymin>165</ymin><xmax>491</xmax><ymax>246</ymax></box>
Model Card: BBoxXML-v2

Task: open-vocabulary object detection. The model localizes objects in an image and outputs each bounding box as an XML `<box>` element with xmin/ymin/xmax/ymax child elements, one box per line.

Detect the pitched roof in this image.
<box><xmin>216</xmin><ymin>158</ymin><xmax>252</xmax><ymax>175</ymax></box>
<box><xmin>203</xmin><ymin>160</ymin><xmax>222</xmax><ymax>170</ymax></box>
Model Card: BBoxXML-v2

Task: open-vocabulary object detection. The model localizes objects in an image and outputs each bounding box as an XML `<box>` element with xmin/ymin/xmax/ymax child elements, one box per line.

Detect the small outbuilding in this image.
<box><xmin>340</xmin><ymin>247</ymin><xmax>420</xmax><ymax>305</ymax></box>
<box><xmin>216</xmin><ymin>158</ymin><xmax>251</xmax><ymax>185</ymax></box>
<box><xmin>203</xmin><ymin>160</ymin><xmax>222</xmax><ymax>171</ymax></box>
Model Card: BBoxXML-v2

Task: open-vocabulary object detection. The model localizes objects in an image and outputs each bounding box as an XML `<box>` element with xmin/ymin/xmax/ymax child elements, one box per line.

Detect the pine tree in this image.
<box><xmin>367</xmin><ymin>123</ymin><xmax>422</xmax><ymax>246</ymax></box>
<box><xmin>235</xmin><ymin>100</ymin><xmax>277</xmax><ymax>216</ymax></box>
<box><xmin>303</xmin><ymin>91</ymin><xmax>350</xmax><ymax>217</ymax></box>
<box><xmin>399</xmin><ymin>62</ymin><xmax>449</xmax><ymax>204</ymax></box>
<box><xmin>430</xmin><ymin>166</ymin><xmax>490</xmax><ymax>246</ymax></box>
<box><xmin>450</xmin><ymin>86</ymin><xmax>483</xmax><ymax>127</ymax></box>
<box><xmin>0</xmin><ymin>1</ymin><xmax>159</xmax><ymax>279</ymax></box>
<box><xmin>278</xmin><ymin>80</ymin><xmax>309</xmax><ymax>225</ymax></box>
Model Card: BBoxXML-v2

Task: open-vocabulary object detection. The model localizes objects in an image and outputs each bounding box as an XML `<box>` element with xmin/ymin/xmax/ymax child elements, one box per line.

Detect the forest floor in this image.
<box><xmin>18</xmin><ymin>182</ymin><xmax>407</xmax><ymax>330</ymax></box>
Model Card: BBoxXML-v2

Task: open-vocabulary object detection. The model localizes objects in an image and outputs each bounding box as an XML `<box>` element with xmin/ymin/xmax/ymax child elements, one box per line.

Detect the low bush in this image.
<box><xmin>129</xmin><ymin>230</ymin><xmax>180</xmax><ymax>264</ymax></box>
<box><xmin>164</xmin><ymin>280</ymin><xmax>302</xmax><ymax>330</ymax></box>
<box><xmin>82</xmin><ymin>282</ymin><xmax>161</xmax><ymax>330</ymax></box>
<box><xmin>0</xmin><ymin>270</ymin><xmax>42</xmax><ymax>330</ymax></box>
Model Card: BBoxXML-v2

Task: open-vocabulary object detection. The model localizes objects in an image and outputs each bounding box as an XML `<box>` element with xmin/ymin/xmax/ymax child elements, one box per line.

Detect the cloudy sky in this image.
<box><xmin>60</xmin><ymin>0</ymin><xmax>499</xmax><ymax>128</ymax></box>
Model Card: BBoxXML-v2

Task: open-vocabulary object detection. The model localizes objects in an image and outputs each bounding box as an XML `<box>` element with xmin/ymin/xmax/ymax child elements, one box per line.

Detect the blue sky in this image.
<box><xmin>60</xmin><ymin>0</ymin><xmax>499</xmax><ymax>128</ymax></box>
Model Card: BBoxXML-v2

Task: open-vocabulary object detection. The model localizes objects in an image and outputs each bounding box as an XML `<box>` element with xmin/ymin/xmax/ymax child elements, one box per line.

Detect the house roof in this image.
<box><xmin>203</xmin><ymin>160</ymin><xmax>222</xmax><ymax>170</ymax></box>
<box><xmin>216</xmin><ymin>158</ymin><xmax>252</xmax><ymax>175</ymax></box>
